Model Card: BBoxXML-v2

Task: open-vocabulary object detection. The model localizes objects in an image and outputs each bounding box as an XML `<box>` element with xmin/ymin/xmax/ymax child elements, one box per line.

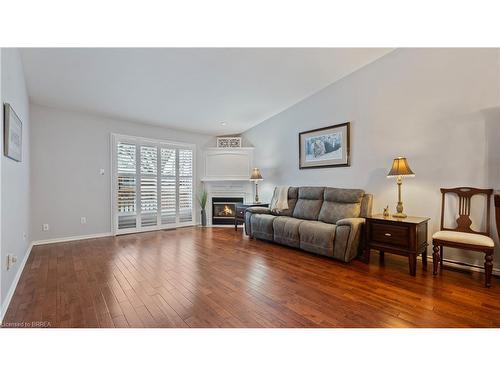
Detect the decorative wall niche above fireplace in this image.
<box><xmin>202</xmin><ymin>147</ymin><xmax>254</xmax><ymax>181</ymax></box>
<box><xmin>212</xmin><ymin>197</ymin><xmax>244</xmax><ymax>225</ymax></box>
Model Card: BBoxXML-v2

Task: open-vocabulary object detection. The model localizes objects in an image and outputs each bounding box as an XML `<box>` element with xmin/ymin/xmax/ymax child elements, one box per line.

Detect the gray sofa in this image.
<box><xmin>244</xmin><ymin>187</ymin><xmax>373</xmax><ymax>262</ymax></box>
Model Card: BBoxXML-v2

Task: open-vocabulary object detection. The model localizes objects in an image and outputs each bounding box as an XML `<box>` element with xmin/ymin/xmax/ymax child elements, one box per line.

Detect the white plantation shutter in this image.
<box><xmin>117</xmin><ymin>142</ymin><xmax>137</xmax><ymax>230</ymax></box>
<box><xmin>140</xmin><ymin>146</ymin><xmax>158</xmax><ymax>227</ymax></box>
<box><xmin>161</xmin><ymin>148</ymin><xmax>177</xmax><ymax>224</ymax></box>
<box><xmin>113</xmin><ymin>135</ymin><xmax>195</xmax><ymax>234</ymax></box>
<box><xmin>179</xmin><ymin>149</ymin><xmax>193</xmax><ymax>222</ymax></box>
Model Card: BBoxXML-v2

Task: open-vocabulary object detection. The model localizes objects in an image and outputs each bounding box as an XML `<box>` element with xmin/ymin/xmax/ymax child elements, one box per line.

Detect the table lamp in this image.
<box><xmin>250</xmin><ymin>168</ymin><xmax>263</xmax><ymax>203</ymax></box>
<box><xmin>387</xmin><ymin>157</ymin><xmax>414</xmax><ymax>218</ymax></box>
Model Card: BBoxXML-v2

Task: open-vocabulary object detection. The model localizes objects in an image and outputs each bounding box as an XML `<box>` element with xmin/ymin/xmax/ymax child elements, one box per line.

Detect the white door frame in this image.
<box><xmin>110</xmin><ymin>133</ymin><xmax>196</xmax><ymax>235</ymax></box>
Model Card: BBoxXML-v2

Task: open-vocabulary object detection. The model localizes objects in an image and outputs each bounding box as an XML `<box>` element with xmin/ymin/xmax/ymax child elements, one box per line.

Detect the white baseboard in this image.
<box><xmin>425</xmin><ymin>255</ymin><xmax>500</xmax><ymax>276</ymax></box>
<box><xmin>32</xmin><ymin>232</ymin><xmax>113</xmax><ymax>246</ymax></box>
<box><xmin>0</xmin><ymin>242</ymin><xmax>34</xmax><ymax>324</ymax></box>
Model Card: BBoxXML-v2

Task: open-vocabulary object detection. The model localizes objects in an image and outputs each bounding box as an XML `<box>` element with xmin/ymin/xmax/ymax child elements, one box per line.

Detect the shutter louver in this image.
<box><xmin>161</xmin><ymin>148</ymin><xmax>177</xmax><ymax>224</ymax></box>
<box><xmin>179</xmin><ymin>149</ymin><xmax>193</xmax><ymax>222</ymax></box>
<box><xmin>117</xmin><ymin>142</ymin><xmax>137</xmax><ymax>229</ymax></box>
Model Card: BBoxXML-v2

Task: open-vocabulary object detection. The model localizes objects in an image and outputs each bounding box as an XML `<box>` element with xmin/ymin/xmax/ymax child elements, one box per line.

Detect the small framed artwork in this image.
<box><xmin>299</xmin><ymin>122</ymin><xmax>350</xmax><ymax>169</ymax></box>
<box><xmin>3</xmin><ymin>103</ymin><xmax>23</xmax><ymax>162</ymax></box>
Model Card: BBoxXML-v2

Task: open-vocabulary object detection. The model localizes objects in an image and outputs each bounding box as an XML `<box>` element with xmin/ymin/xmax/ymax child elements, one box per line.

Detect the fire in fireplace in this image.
<box><xmin>212</xmin><ymin>197</ymin><xmax>244</xmax><ymax>225</ymax></box>
<box><xmin>214</xmin><ymin>204</ymin><xmax>235</xmax><ymax>218</ymax></box>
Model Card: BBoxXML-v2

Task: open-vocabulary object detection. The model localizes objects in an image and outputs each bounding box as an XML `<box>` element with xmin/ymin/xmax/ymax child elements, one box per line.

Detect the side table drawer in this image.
<box><xmin>235</xmin><ymin>207</ymin><xmax>246</xmax><ymax>219</ymax></box>
<box><xmin>371</xmin><ymin>222</ymin><xmax>409</xmax><ymax>247</ymax></box>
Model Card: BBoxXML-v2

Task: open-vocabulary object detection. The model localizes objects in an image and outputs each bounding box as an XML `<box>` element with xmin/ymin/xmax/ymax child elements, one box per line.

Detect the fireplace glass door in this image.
<box><xmin>212</xmin><ymin>197</ymin><xmax>243</xmax><ymax>225</ymax></box>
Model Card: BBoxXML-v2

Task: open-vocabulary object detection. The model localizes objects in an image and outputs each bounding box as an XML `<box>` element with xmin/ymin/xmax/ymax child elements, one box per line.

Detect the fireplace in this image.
<box><xmin>212</xmin><ymin>197</ymin><xmax>244</xmax><ymax>225</ymax></box>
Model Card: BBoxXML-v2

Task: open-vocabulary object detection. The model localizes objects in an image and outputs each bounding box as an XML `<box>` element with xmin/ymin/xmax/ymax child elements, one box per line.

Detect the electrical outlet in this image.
<box><xmin>23</xmin><ymin>232</ymin><xmax>27</xmax><ymax>241</ymax></box>
<box><xmin>99</xmin><ymin>168</ymin><xmax>105</xmax><ymax>176</ymax></box>
<box><xmin>42</xmin><ymin>223</ymin><xmax>49</xmax><ymax>231</ymax></box>
<box><xmin>81</xmin><ymin>216</ymin><xmax>87</xmax><ymax>224</ymax></box>
<box><xmin>7</xmin><ymin>254</ymin><xmax>17</xmax><ymax>270</ymax></box>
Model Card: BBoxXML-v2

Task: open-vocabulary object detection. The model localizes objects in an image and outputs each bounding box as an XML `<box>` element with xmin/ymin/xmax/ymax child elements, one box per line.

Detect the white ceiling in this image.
<box><xmin>20</xmin><ymin>48</ymin><xmax>392</xmax><ymax>135</ymax></box>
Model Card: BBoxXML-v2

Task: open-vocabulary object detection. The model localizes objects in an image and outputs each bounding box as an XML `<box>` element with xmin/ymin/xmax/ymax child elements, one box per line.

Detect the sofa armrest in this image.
<box><xmin>336</xmin><ymin>217</ymin><xmax>365</xmax><ymax>228</ymax></box>
<box><xmin>335</xmin><ymin>218</ymin><xmax>366</xmax><ymax>262</ymax></box>
<box><xmin>244</xmin><ymin>207</ymin><xmax>272</xmax><ymax>236</ymax></box>
<box><xmin>246</xmin><ymin>207</ymin><xmax>272</xmax><ymax>215</ymax></box>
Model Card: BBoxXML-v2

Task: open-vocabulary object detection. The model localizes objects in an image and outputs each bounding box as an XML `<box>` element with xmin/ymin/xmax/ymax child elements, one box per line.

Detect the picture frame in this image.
<box><xmin>3</xmin><ymin>103</ymin><xmax>23</xmax><ymax>162</ymax></box>
<box><xmin>299</xmin><ymin>122</ymin><xmax>350</xmax><ymax>169</ymax></box>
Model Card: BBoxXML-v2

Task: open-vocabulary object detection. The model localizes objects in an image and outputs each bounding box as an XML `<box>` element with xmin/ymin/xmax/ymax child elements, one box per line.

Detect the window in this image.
<box><xmin>112</xmin><ymin>134</ymin><xmax>195</xmax><ymax>234</ymax></box>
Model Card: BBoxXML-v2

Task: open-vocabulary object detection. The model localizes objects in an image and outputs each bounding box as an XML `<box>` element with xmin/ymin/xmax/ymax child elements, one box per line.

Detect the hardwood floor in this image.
<box><xmin>2</xmin><ymin>227</ymin><xmax>499</xmax><ymax>328</ymax></box>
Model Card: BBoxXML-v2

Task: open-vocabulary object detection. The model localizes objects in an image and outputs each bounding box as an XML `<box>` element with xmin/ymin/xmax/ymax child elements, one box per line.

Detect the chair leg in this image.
<box><xmin>432</xmin><ymin>244</ymin><xmax>440</xmax><ymax>275</ymax></box>
<box><xmin>485</xmin><ymin>251</ymin><xmax>493</xmax><ymax>288</ymax></box>
<box><xmin>440</xmin><ymin>246</ymin><xmax>443</xmax><ymax>267</ymax></box>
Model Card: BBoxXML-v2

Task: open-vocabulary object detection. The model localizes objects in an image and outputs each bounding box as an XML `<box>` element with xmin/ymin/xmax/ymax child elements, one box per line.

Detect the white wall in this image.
<box><xmin>30</xmin><ymin>104</ymin><xmax>214</xmax><ymax>241</ymax></box>
<box><xmin>243</xmin><ymin>48</ymin><xmax>500</xmax><ymax>271</ymax></box>
<box><xmin>1</xmin><ymin>48</ymin><xmax>31</xmax><ymax>314</ymax></box>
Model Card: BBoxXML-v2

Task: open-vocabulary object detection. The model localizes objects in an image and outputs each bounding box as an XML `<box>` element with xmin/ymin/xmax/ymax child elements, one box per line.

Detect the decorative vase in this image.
<box><xmin>201</xmin><ymin>209</ymin><xmax>207</xmax><ymax>226</ymax></box>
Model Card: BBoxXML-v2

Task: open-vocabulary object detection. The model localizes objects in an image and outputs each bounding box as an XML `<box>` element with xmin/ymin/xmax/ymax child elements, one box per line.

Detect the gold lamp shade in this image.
<box><xmin>250</xmin><ymin>168</ymin><xmax>263</xmax><ymax>181</ymax></box>
<box><xmin>387</xmin><ymin>157</ymin><xmax>414</xmax><ymax>218</ymax></box>
<box><xmin>387</xmin><ymin>157</ymin><xmax>415</xmax><ymax>177</ymax></box>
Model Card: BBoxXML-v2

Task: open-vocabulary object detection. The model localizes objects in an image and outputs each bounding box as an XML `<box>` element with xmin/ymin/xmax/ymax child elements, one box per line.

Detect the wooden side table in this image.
<box><xmin>234</xmin><ymin>203</ymin><xmax>269</xmax><ymax>231</ymax></box>
<box><xmin>364</xmin><ymin>214</ymin><xmax>430</xmax><ymax>276</ymax></box>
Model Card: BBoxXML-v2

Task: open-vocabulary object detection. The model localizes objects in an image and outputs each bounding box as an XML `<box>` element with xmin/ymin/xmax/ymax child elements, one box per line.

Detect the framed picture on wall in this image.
<box><xmin>3</xmin><ymin>103</ymin><xmax>23</xmax><ymax>162</ymax></box>
<box><xmin>299</xmin><ymin>122</ymin><xmax>350</xmax><ymax>169</ymax></box>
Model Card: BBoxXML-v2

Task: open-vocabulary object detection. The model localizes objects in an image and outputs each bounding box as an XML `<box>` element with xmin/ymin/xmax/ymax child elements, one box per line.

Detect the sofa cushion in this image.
<box><xmin>324</xmin><ymin>187</ymin><xmax>364</xmax><ymax>203</ymax></box>
<box><xmin>250</xmin><ymin>214</ymin><xmax>276</xmax><ymax>241</ymax></box>
<box><xmin>273</xmin><ymin>216</ymin><xmax>303</xmax><ymax>248</ymax></box>
<box><xmin>292</xmin><ymin>187</ymin><xmax>325</xmax><ymax>220</ymax></box>
<box><xmin>298</xmin><ymin>186</ymin><xmax>325</xmax><ymax>200</ymax></box>
<box><xmin>299</xmin><ymin>221</ymin><xmax>336</xmax><ymax>257</ymax></box>
<box><xmin>318</xmin><ymin>188</ymin><xmax>364</xmax><ymax>224</ymax></box>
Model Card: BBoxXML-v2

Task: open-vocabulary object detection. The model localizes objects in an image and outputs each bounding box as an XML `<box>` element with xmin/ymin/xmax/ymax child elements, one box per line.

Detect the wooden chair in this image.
<box><xmin>432</xmin><ymin>187</ymin><xmax>494</xmax><ymax>287</ymax></box>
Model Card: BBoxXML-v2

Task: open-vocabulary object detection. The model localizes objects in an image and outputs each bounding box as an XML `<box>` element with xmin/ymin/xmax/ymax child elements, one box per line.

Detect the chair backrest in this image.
<box><xmin>440</xmin><ymin>187</ymin><xmax>493</xmax><ymax>236</ymax></box>
<box><xmin>495</xmin><ymin>193</ymin><xmax>500</xmax><ymax>239</ymax></box>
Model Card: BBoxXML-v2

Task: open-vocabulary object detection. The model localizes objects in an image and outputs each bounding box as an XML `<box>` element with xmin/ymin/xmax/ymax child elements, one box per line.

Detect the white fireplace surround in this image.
<box><xmin>201</xmin><ymin>147</ymin><xmax>255</xmax><ymax>226</ymax></box>
<box><xmin>204</xmin><ymin>182</ymin><xmax>253</xmax><ymax>226</ymax></box>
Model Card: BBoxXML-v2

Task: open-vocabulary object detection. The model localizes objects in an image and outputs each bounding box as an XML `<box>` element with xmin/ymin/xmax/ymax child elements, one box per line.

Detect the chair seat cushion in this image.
<box><xmin>432</xmin><ymin>230</ymin><xmax>494</xmax><ymax>247</ymax></box>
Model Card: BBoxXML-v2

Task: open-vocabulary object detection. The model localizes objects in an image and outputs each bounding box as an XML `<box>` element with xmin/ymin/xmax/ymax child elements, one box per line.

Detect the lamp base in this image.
<box><xmin>393</xmin><ymin>199</ymin><xmax>406</xmax><ymax>218</ymax></box>
<box><xmin>392</xmin><ymin>212</ymin><xmax>407</xmax><ymax>218</ymax></box>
